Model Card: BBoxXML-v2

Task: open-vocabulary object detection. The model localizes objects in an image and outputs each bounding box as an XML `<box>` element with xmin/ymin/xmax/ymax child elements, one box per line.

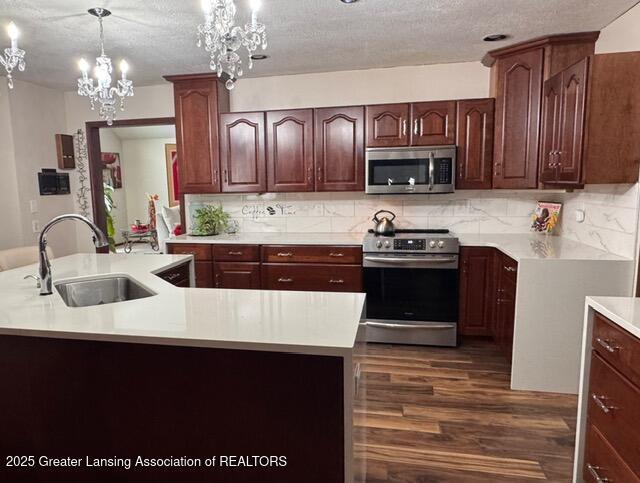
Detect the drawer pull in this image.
<box><xmin>165</xmin><ymin>273</ymin><xmax>181</xmax><ymax>281</ymax></box>
<box><xmin>329</xmin><ymin>279</ymin><xmax>344</xmax><ymax>284</ymax></box>
<box><xmin>586</xmin><ymin>464</ymin><xmax>608</xmax><ymax>482</ymax></box>
<box><xmin>277</xmin><ymin>277</ymin><xmax>293</xmax><ymax>283</ymax></box>
<box><xmin>329</xmin><ymin>252</ymin><xmax>344</xmax><ymax>257</ymax></box>
<box><xmin>503</xmin><ymin>266</ymin><xmax>517</xmax><ymax>272</ymax></box>
<box><xmin>227</xmin><ymin>251</ymin><xmax>243</xmax><ymax>256</ymax></box>
<box><xmin>591</xmin><ymin>393</ymin><xmax>616</xmax><ymax>414</ymax></box>
<box><xmin>277</xmin><ymin>252</ymin><xmax>293</xmax><ymax>257</ymax></box>
<box><xmin>595</xmin><ymin>337</ymin><xmax>619</xmax><ymax>353</ymax></box>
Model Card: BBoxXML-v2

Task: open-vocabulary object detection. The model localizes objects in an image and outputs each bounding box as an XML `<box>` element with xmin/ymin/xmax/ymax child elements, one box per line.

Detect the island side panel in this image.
<box><xmin>511</xmin><ymin>259</ymin><xmax>633</xmax><ymax>394</ymax></box>
<box><xmin>0</xmin><ymin>335</ymin><xmax>345</xmax><ymax>483</ymax></box>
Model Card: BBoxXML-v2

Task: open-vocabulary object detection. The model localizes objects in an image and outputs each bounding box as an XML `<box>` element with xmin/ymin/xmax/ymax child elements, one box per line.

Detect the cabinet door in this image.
<box><xmin>314</xmin><ymin>106</ymin><xmax>365</xmax><ymax>191</ymax></box>
<box><xmin>266</xmin><ymin>109</ymin><xmax>314</xmax><ymax>192</ymax></box>
<box><xmin>366</xmin><ymin>104</ymin><xmax>410</xmax><ymax>147</ymax></box>
<box><xmin>539</xmin><ymin>72</ymin><xmax>563</xmax><ymax>183</ymax></box>
<box><xmin>214</xmin><ymin>262</ymin><xmax>261</xmax><ymax>289</ymax></box>
<box><xmin>455</xmin><ymin>99</ymin><xmax>494</xmax><ymax>189</ymax></box>
<box><xmin>173</xmin><ymin>79</ymin><xmax>224</xmax><ymax>193</ymax></box>
<box><xmin>558</xmin><ymin>57</ymin><xmax>588</xmax><ymax>185</ymax></box>
<box><xmin>493</xmin><ymin>49</ymin><xmax>544</xmax><ymax>189</ymax></box>
<box><xmin>459</xmin><ymin>247</ymin><xmax>495</xmax><ymax>336</ymax></box>
<box><xmin>411</xmin><ymin>101</ymin><xmax>456</xmax><ymax>146</ymax></box>
<box><xmin>195</xmin><ymin>261</ymin><xmax>214</xmax><ymax>288</ymax></box>
<box><xmin>220</xmin><ymin>112</ymin><xmax>266</xmax><ymax>193</ymax></box>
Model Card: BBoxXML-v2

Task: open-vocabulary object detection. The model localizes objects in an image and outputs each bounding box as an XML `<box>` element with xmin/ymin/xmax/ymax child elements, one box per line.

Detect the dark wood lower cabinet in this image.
<box><xmin>458</xmin><ymin>247</ymin><xmax>495</xmax><ymax>336</ymax></box>
<box><xmin>262</xmin><ymin>264</ymin><xmax>362</xmax><ymax>292</ymax></box>
<box><xmin>194</xmin><ymin>261</ymin><xmax>214</xmax><ymax>288</ymax></box>
<box><xmin>154</xmin><ymin>261</ymin><xmax>191</xmax><ymax>287</ymax></box>
<box><xmin>214</xmin><ymin>262</ymin><xmax>261</xmax><ymax>289</ymax></box>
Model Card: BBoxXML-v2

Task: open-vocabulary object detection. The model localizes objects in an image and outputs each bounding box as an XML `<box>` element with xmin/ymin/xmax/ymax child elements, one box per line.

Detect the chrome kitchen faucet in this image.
<box><xmin>38</xmin><ymin>214</ymin><xmax>109</xmax><ymax>295</ymax></box>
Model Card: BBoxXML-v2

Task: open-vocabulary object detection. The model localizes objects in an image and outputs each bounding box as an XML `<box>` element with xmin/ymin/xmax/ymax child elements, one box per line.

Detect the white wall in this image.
<box><xmin>0</xmin><ymin>81</ymin><xmax>24</xmax><ymax>250</ymax></box>
<box><xmin>121</xmin><ymin>137</ymin><xmax>176</xmax><ymax>224</ymax></box>
<box><xmin>2</xmin><ymin>79</ymin><xmax>78</xmax><ymax>256</ymax></box>
<box><xmin>230</xmin><ymin>62</ymin><xmax>489</xmax><ymax>111</ymax></box>
<box><xmin>596</xmin><ymin>3</ymin><xmax>640</xmax><ymax>53</ymax></box>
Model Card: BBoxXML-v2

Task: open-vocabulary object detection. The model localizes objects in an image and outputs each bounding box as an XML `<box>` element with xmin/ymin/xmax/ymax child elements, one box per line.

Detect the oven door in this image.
<box><xmin>362</xmin><ymin>254</ymin><xmax>459</xmax><ymax>346</ymax></box>
<box><xmin>365</xmin><ymin>146</ymin><xmax>455</xmax><ymax>194</ymax></box>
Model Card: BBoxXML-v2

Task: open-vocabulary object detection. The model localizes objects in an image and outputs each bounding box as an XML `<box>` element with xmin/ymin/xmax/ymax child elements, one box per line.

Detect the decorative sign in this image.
<box><xmin>242</xmin><ymin>203</ymin><xmax>296</xmax><ymax>219</ymax></box>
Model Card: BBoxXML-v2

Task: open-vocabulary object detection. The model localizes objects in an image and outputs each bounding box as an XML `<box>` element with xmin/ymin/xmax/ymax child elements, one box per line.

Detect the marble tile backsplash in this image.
<box><xmin>185</xmin><ymin>184</ymin><xmax>639</xmax><ymax>258</ymax></box>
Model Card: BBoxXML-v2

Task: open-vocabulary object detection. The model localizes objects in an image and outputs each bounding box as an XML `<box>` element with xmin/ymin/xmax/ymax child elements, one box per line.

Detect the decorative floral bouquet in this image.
<box><xmin>147</xmin><ymin>193</ymin><xmax>159</xmax><ymax>230</ymax></box>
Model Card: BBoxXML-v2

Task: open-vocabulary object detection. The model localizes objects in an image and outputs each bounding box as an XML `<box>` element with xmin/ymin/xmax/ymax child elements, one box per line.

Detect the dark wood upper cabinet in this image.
<box><xmin>411</xmin><ymin>101</ymin><xmax>456</xmax><ymax>146</ymax></box>
<box><xmin>366</xmin><ymin>103</ymin><xmax>410</xmax><ymax>147</ymax></box>
<box><xmin>165</xmin><ymin>74</ymin><xmax>229</xmax><ymax>194</ymax></box>
<box><xmin>539</xmin><ymin>71</ymin><xmax>563</xmax><ymax>184</ymax></box>
<box><xmin>485</xmin><ymin>32</ymin><xmax>599</xmax><ymax>189</ymax></box>
<box><xmin>492</xmin><ymin>48</ymin><xmax>544</xmax><ymax>189</ymax></box>
<box><xmin>458</xmin><ymin>247</ymin><xmax>495</xmax><ymax>337</ymax></box>
<box><xmin>314</xmin><ymin>106</ymin><xmax>365</xmax><ymax>191</ymax></box>
<box><xmin>266</xmin><ymin>109</ymin><xmax>314</xmax><ymax>192</ymax></box>
<box><xmin>220</xmin><ymin>111</ymin><xmax>267</xmax><ymax>193</ymax></box>
<box><xmin>455</xmin><ymin>99</ymin><xmax>494</xmax><ymax>189</ymax></box>
<box><xmin>55</xmin><ymin>134</ymin><xmax>76</xmax><ymax>169</ymax></box>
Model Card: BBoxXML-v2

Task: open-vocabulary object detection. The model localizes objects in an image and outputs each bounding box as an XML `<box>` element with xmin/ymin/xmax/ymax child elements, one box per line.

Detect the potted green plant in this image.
<box><xmin>103</xmin><ymin>183</ymin><xmax>117</xmax><ymax>252</ymax></box>
<box><xmin>191</xmin><ymin>204</ymin><xmax>230</xmax><ymax>236</ymax></box>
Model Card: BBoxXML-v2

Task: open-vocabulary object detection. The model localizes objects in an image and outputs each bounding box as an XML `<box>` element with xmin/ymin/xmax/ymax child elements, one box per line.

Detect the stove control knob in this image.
<box><xmin>437</xmin><ymin>240</ymin><xmax>445</xmax><ymax>249</ymax></box>
<box><xmin>429</xmin><ymin>240</ymin><xmax>436</xmax><ymax>248</ymax></box>
<box><xmin>384</xmin><ymin>240</ymin><xmax>391</xmax><ymax>248</ymax></box>
<box><xmin>376</xmin><ymin>240</ymin><xmax>383</xmax><ymax>249</ymax></box>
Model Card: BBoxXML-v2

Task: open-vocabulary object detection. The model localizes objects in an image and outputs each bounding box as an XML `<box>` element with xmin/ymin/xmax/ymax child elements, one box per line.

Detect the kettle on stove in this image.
<box><xmin>372</xmin><ymin>210</ymin><xmax>396</xmax><ymax>236</ymax></box>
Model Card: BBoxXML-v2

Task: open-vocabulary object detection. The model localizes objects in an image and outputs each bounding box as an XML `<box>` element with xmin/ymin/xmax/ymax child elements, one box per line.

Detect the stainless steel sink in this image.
<box><xmin>55</xmin><ymin>275</ymin><xmax>156</xmax><ymax>308</ymax></box>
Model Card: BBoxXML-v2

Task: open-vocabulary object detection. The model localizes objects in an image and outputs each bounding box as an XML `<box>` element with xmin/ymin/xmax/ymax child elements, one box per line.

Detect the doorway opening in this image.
<box><xmin>86</xmin><ymin>117</ymin><xmax>178</xmax><ymax>254</ymax></box>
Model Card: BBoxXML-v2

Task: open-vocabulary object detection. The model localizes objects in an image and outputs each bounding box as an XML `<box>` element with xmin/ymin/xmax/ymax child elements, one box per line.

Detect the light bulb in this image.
<box><xmin>201</xmin><ymin>0</ymin><xmax>212</xmax><ymax>14</ymax></box>
<box><xmin>120</xmin><ymin>60</ymin><xmax>129</xmax><ymax>74</ymax></box>
<box><xmin>78</xmin><ymin>58</ymin><xmax>90</xmax><ymax>73</ymax></box>
<box><xmin>249</xmin><ymin>0</ymin><xmax>261</xmax><ymax>11</ymax></box>
<box><xmin>7</xmin><ymin>22</ymin><xmax>19</xmax><ymax>40</ymax></box>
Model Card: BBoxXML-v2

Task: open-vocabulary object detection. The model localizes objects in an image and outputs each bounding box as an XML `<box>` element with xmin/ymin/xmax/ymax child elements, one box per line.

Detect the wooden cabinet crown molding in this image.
<box><xmin>482</xmin><ymin>31</ymin><xmax>600</xmax><ymax>67</ymax></box>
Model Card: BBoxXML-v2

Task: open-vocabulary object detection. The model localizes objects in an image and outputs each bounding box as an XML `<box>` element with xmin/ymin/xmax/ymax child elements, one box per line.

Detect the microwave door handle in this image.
<box><xmin>428</xmin><ymin>152</ymin><xmax>435</xmax><ymax>191</ymax></box>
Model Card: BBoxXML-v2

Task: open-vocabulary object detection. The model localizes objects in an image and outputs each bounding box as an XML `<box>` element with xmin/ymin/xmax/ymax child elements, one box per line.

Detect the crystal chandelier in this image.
<box><xmin>1</xmin><ymin>22</ymin><xmax>26</xmax><ymax>89</ymax></box>
<box><xmin>197</xmin><ymin>0</ymin><xmax>267</xmax><ymax>90</ymax></box>
<box><xmin>77</xmin><ymin>8</ymin><xmax>133</xmax><ymax>125</ymax></box>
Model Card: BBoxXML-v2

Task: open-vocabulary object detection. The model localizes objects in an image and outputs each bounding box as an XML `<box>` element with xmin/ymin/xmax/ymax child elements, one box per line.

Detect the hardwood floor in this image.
<box><xmin>353</xmin><ymin>339</ymin><xmax>578</xmax><ymax>482</ymax></box>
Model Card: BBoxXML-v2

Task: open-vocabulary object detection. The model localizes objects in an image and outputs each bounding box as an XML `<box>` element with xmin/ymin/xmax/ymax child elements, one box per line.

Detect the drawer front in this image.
<box><xmin>262</xmin><ymin>264</ymin><xmax>362</xmax><ymax>292</ymax></box>
<box><xmin>194</xmin><ymin>261</ymin><xmax>214</xmax><ymax>288</ymax></box>
<box><xmin>584</xmin><ymin>424</ymin><xmax>640</xmax><ymax>483</ymax></box>
<box><xmin>261</xmin><ymin>245</ymin><xmax>362</xmax><ymax>264</ymax></box>
<box><xmin>593</xmin><ymin>312</ymin><xmax>640</xmax><ymax>387</ymax></box>
<box><xmin>156</xmin><ymin>262</ymin><xmax>190</xmax><ymax>286</ymax></box>
<box><xmin>213</xmin><ymin>244</ymin><xmax>260</xmax><ymax>262</ymax></box>
<box><xmin>167</xmin><ymin>243</ymin><xmax>212</xmax><ymax>261</ymax></box>
<box><xmin>587</xmin><ymin>352</ymin><xmax>640</xmax><ymax>475</ymax></box>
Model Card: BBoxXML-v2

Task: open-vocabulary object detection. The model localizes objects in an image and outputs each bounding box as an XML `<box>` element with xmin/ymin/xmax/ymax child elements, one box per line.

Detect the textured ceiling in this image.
<box><xmin>0</xmin><ymin>0</ymin><xmax>638</xmax><ymax>90</ymax></box>
<box><xmin>109</xmin><ymin>125</ymin><xmax>175</xmax><ymax>140</ymax></box>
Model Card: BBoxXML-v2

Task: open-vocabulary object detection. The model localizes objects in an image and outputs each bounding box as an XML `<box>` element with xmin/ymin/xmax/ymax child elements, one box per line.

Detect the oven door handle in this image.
<box><xmin>364</xmin><ymin>256</ymin><xmax>457</xmax><ymax>264</ymax></box>
<box><xmin>362</xmin><ymin>321</ymin><xmax>455</xmax><ymax>330</ymax></box>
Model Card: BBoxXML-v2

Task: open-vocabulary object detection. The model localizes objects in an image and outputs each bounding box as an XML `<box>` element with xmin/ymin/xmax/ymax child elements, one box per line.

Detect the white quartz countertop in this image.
<box><xmin>168</xmin><ymin>232</ymin><xmax>627</xmax><ymax>261</ymax></box>
<box><xmin>0</xmin><ymin>254</ymin><xmax>366</xmax><ymax>356</ymax></box>
<box><xmin>586</xmin><ymin>296</ymin><xmax>640</xmax><ymax>339</ymax></box>
<box><xmin>169</xmin><ymin>232</ymin><xmax>364</xmax><ymax>246</ymax></box>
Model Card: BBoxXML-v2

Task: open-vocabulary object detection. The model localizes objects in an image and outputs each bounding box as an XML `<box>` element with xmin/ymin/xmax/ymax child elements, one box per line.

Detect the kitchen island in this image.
<box><xmin>0</xmin><ymin>254</ymin><xmax>365</xmax><ymax>483</ymax></box>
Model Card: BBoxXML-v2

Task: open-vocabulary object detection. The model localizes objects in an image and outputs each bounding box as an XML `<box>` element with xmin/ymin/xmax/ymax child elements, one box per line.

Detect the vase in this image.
<box><xmin>148</xmin><ymin>200</ymin><xmax>157</xmax><ymax>230</ymax></box>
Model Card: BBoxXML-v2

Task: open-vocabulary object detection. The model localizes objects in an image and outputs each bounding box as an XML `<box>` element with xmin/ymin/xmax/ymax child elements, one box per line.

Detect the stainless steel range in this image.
<box><xmin>361</xmin><ymin>229</ymin><xmax>459</xmax><ymax>347</ymax></box>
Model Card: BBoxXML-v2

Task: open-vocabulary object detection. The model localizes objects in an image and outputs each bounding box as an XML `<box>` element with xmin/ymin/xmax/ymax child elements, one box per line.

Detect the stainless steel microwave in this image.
<box><xmin>365</xmin><ymin>146</ymin><xmax>456</xmax><ymax>194</ymax></box>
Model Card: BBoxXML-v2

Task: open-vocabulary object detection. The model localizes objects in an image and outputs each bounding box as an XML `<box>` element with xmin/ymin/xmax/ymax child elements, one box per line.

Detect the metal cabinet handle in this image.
<box><xmin>591</xmin><ymin>393</ymin><xmax>615</xmax><ymax>414</ymax></box>
<box><xmin>277</xmin><ymin>252</ymin><xmax>293</xmax><ymax>257</ymax></box>
<box><xmin>413</xmin><ymin>119</ymin><xmax>419</xmax><ymax>135</ymax></box>
<box><xmin>227</xmin><ymin>251</ymin><xmax>243</xmax><ymax>256</ymax></box>
<box><xmin>595</xmin><ymin>337</ymin><xmax>619</xmax><ymax>353</ymax></box>
<box><xmin>354</xmin><ymin>363</ymin><xmax>362</xmax><ymax>397</ymax></box>
<box><xmin>329</xmin><ymin>252</ymin><xmax>344</xmax><ymax>257</ymax></box>
<box><xmin>277</xmin><ymin>277</ymin><xmax>293</xmax><ymax>283</ymax></box>
<box><xmin>215</xmin><ymin>273</ymin><xmax>221</xmax><ymax>287</ymax></box>
<box><xmin>586</xmin><ymin>464</ymin><xmax>608</xmax><ymax>482</ymax></box>
<box><xmin>402</xmin><ymin>120</ymin><xmax>407</xmax><ymax>136</ymax></box>
<box><xmin>223</xmin><ymin>170</ymin><xmax>228</xmax><ymax>183</ymax></box>
<box><xmin>329</xmin><ymin>279</ymin><xmax>344</xmax><ymax>284</ymax></box>
<box><xmin>165</xmin><ymin>273</ymin><xmax>181</xmax><ymax>281</ymax></box>
<box><xmin>504</xmin><ymin>266</ymin><xmax>517</xmax><ymax>272</ymax></box>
